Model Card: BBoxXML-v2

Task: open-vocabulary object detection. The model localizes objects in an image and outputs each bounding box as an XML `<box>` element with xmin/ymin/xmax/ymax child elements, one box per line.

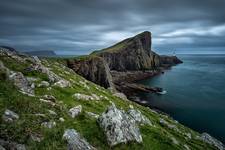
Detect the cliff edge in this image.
<box><xmin>67</xmin><ymin>31</ymin><xmax>182</xmax><ymax>90</ymax></box>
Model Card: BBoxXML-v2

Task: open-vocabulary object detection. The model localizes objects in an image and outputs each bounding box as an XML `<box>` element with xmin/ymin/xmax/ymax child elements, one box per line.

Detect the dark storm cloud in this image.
<box><xmin>0</xmin><ymin>0</ymin><xmax>225</xmax><ymax>54</ymax></box>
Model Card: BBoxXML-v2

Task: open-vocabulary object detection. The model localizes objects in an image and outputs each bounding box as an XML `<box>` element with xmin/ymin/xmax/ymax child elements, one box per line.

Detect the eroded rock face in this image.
<box><xmin>67</xmin><ymin>56</ymin><xmax>114</xmax><ymax>88</ymax></box>
<box><xmin>98</xmin><ymin>103</ymin><xmax>142</xmax><ymax>146</ymax></box>
<box><xmin>9</xmin><ymin>72</ymin><xmax>34</xmax><ymax>95</ymax></box>
<box><xmin>199</xmin><ymin>133</ymin><xmax>224</xmax><ymax>150</ymax></box>
<box><xmin>63</xmin><ymin>129</ymin><xmax>96</xmax><ymax>150</ymax></box>
<box><xmin>2</xmin><ymin>109</ymin><xmax>19</xmax><ymax>122</ymax></box>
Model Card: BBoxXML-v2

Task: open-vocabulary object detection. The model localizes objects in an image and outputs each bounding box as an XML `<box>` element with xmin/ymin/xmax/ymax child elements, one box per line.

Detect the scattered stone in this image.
<box><xmin>47</xmin><ymin>87</ymin><xmax>52</xmax><ymax>91</ymax></box>
<box><xmin>48</xmin><ymin>110</ymin><xmax>57</xmax><ymax>116</ymax></box>
<box><xmin>86</xmin><ymin>111</ymin><xmax>99</xmax><ymax>119</ymax></box>
<box><xmin>30</xmin><ymin>133</ymin><xmax>43</xmax><ymax>142</ymax></box>
<box><xmin>127</xmin><ymin>109</ymin><xmax>152</xmax><ymax>126</ymax></box>
<box><xmin>159</xmin><ymin>118</ymin><xmax>180</xmax><ymax>133</ymax></box>
<box><xmin>185</xmin><ymin>133</ymin><xmax>192</xmax><ymax>140</ymax></box>
<box><xmin>34</xmin><ymin>113</ymin><xmax>46</xmax><ymax>117</ymax></box>
<box><xmin>39</xmin><ymin>99</ymin><xmax>56</xmax><ymax>106</ymax></box>
<box><xmin>41</xmin><ymin>121</ymin><xmax>56</xmax><ymax>129</ymax></box>
<box><xmin>69</xmin><ymin>105</ymin><xmax>82</xmax><ymax>118</ymax></box>
<box><xmin>42</xmin><ymin>95</ymin><xmax>56</xmax><ymax>102</ymax></box>
<box><xmin>2</xmin><ymin>109</ymin><xmax>19</xmax><ymax>122</ymax></box>
<box><xmin>184</xmin><ymin>144</ymin><xmax>191</xmax><ymax>150</ymax></box>
<box><xmin>0</xmin><ymin>139</ymin><xmax>26</xmax><ymax>150</ymax></box>
<box><xmin>31</xmin><ymin>63</ymin><xmax>61</xmax><ymax>83</ymax></box>
<box><xmin>98</xmin><ymin>103</ymin><xmax>142</xmax><ymax>146</ymax></box>
<box><xmin>9</xmin><ymin>72</ymin><xmax>34</xmax><ymax>95</ymax></box>
<box><xmin>37</xmin><ymin>81</ymin><xmax>50</xmax><ymax>87</ymax></box>
<box><xmin>199</xmin><ymin>133</ymin><xmax>224</xmax><ymax>150</ymax></box>
<box><xmin>79</xmin><ymin>81</ymin><xmax>90</xmax><ymax>89</ymax></box>
<box><xmin>113</xmin><ymin>92</ymin><xmax>128</xmax><ymax>100</ymax></box>
<box><xmin>72</xmin><ymin>93</ymin><xmax>101</xmax><ymax>101</ymax></box>
<box><xmin>62</xmin><ymin>129</ymin><xmax>96</xmax><ymax>150</ymax></box>
<box><xmin>26</xmin><ymin>77</ymin><xmax>38</xmax><ymax>82</ymax></box>
<box><xmin>54</xmin><ymin>79</ymin><xmax>71</xmax><ymax>88</ymax></box>
<box><xmin>31</xmin><ymin>83</ymin><xmax>35</xmax><ymax>89</ymax></box>
<box><xmin>171</xmin><ymin>136</ymin><xmax>179</xmax><ymax>145</ymax></box>
<box><xmin>59</xmin><ymin>117</ymin><xmax>65</xmax><ymax>122</ymax></box>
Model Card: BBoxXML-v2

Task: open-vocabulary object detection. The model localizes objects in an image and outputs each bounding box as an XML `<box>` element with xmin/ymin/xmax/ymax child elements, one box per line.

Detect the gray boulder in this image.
<box><xmin>69</xmin><ymin>105</ymin><xmax>82</xmax><ymax>118</ymax></box>
<box><xmin>199</xmin><ymin>133</ymin><xmax>224</xmax><ymax>150</ymax></box>
<box><xmin>98</xmin><ymin>103</ymin><xmax>142</xmax><ymax>146</ymax></box>
<box><xmin>62</xmin><ymin>129</ymin><xmax>96</xmax><ymax>150</ymax></box>
<box><xmin>2</xmin><ymin>109</ymin><xmax>19</xmax><ymax>122</ymax></box>
<box><xmin>9</xmin><ymin>72</ymin><xmax>34</xmax><ymax>95</ymax></box>
<box><xmin>127</xmin><ymin>108</ymin><xmax>152</xmax><ymax>126</ymax></box>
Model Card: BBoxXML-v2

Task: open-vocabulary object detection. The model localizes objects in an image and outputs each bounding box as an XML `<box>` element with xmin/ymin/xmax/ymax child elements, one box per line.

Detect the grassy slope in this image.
<box><xmin>0</xmin><ymin>55</ymin><xmax>216</xmax><ymax>150</ymax></box>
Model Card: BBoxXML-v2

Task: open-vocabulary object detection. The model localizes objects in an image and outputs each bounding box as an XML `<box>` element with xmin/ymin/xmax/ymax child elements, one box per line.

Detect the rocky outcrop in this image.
<box><xmin>98</xmin><ymin>103</ymin><xmax>143</xmax><ymax>146</ymax></box>
<box><xmin>63</xmin><ymin>129</ymin><xmax>96</xmax><ymax>150</ymax></box>
<box><xmin>67</xmin><ymin>31</ymin><xmax>182</xmax><ymax>91</ymax></box>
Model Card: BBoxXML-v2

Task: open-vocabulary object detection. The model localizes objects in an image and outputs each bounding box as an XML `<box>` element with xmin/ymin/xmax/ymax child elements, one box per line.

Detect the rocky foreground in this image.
<box><xmin>67</xmin><ymin>31</ymin><xmax>182</xmax><ymax>96</ymax></box>
<box><xmin>0</xmin><ymin>47</ymin><xmax>224</xmax><ymax>149</ymax></box>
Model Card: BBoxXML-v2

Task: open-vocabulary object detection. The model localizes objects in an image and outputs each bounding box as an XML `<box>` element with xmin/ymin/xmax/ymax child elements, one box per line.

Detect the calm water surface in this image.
<box><xmin>138</xmin><ymin>54</ymin><xmax>225</xmax><ymax>142</ymax></box>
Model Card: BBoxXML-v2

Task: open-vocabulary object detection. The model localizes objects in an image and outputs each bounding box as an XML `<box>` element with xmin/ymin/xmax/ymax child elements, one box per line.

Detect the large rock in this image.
<box><xmin>63</xmin><ymin>129</ymin><xmax>95</xmax><ymax>150</ymax></box>
<box><xmin>9</xmin><ymin>72</ymin><xmax>34</xmax><ymax>95</ymax></box>
<box><xmin>72</xmin><ymin>93</ymin><xmax>101</xmax><ymax>101</ymax></box>
<box><xmin>98</xmin><ymin>103</ymin><xmax>142</xmax><ymax>146</ymax></box>
<box><xmin>54</xmin><ymin>79</ymin><xmax>71</xmax><ymax>88</ymax></box>
<box><xmin>2</xmin><ymin>109</ymin><xmax>19</xmax><ymax>122</ymax></box>
<box><xmin>199</xmin><ymin>133</ymin><xmax>224</xmax><ymax>150</ymax></box>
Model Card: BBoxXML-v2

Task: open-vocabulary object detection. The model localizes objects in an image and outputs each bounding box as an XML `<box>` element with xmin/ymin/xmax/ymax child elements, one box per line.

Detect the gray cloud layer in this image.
<box><xmin>0</xmin><ymin>0</ymin><xmax>225</xmax><ymax>54</ymax></box>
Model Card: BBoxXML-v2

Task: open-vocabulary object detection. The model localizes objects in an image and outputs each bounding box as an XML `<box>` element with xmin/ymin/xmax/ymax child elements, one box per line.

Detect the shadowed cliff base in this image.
<box><xmin>67</xmin><ymin>31</ymin><xmax>182</xmax><ymax>96</ymax></box>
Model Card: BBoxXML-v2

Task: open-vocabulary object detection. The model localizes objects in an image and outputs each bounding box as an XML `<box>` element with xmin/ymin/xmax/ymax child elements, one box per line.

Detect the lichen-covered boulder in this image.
<box><xmin>127</xmin><ymin>108</ymin><xmax>152</xmax><ymax>126</ymax></box>
<box><xmin>2</xmin><ymin>109</ymin><xmax>19</xmax><ymax>122</ymax></box>
<box><xmin>63</xmin><ymin>129</ymin><xmax>96</xmax><ymax>150</ymax></box>
<box><xmin>98</xmin><ymin>103</ymin><xmax>142</xmax><ymax>146</ymax></box>
<box><xmin>69</xmin><ymin>105</ymin><xmax>82</xmax><ymax>118</ymax></box>
<box><xmin>9</xmin><ymin>72</ymin><xmax>34</xmax><ymax>95</ymax></box>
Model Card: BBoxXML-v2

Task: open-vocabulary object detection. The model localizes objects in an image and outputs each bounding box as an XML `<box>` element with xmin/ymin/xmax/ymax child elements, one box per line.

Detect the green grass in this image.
<box><xmin>0</xmin><ymin>56</ymin><xmax>218</xmax><ymax>150</ymax></box>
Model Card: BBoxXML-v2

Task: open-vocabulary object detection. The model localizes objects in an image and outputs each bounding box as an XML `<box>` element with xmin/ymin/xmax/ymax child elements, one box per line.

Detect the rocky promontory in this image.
<box><xmin>67</xmin><ymin>31</ymin><xmax>182</xmax><ymax>94</ymax></box>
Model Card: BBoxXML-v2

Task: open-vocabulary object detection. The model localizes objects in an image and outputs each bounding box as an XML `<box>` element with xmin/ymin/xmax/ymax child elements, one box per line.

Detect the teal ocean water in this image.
<box><xmin>138</xmin><ymin>54</ymin><xmax>225</xmax><ymax>142</ymax></box>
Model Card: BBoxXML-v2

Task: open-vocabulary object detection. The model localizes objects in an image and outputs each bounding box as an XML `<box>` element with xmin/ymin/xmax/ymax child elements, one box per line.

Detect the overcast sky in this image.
<box><xmin>0</xmin><ymin>0</ymin><xmax>225</xmax><ymax>55</ymax></box>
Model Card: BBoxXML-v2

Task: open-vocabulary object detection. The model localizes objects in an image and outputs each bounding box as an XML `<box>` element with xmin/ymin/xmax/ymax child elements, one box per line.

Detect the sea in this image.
<box><xmin>137</xmin><ymin>54</ymin><xmax>225</xmax><ymax>143</ymax></box>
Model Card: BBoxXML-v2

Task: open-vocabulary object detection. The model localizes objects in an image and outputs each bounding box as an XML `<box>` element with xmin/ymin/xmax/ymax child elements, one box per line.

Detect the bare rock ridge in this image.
<box><xmin>67</xmin><ymin>31</ymin><xmax>182</xmax><ymax>91</ymax></box>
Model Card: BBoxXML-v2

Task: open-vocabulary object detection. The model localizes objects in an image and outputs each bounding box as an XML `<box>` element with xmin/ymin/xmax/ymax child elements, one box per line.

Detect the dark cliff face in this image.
<box><xmin>67</xmin><ymin>56</ymin><xmax>114</xmax><ymax>88</ymax></box>
<box><xmin>67</xmin><ymin>31</ymin><xmax>182</xmax><ymax>89</ymax></box>
<box><xmin>94</xmin><ymin>31</ymin><xmax>158</xmax><ymax>71</ymax></box>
